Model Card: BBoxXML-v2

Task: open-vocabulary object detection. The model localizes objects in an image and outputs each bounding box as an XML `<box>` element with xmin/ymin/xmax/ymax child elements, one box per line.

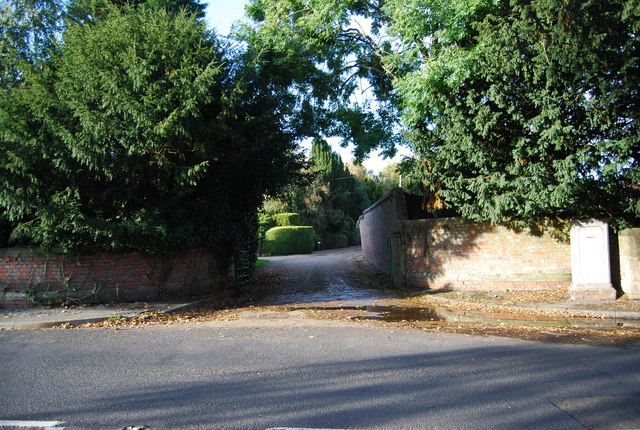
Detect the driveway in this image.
<box><xmin>259</xmin><ymin>246</ymin><xmax>394</xmax><ymax>305</ymax></box>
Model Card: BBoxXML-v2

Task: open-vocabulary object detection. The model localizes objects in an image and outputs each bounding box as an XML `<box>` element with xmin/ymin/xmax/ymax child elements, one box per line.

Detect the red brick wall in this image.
<box><xmin>402</xmin><ymin>218</ymin><xmax>572</xmax><ymax>291</ymax></box>
<box><xmin>359</xmin><ymin>188</ymin><xmax>408</xmax><ymax>273</ymax></box>
<box><xmin>0</xmin><ymin>248</ymin><xmax>233</xmax><ymax>307</ymax></box>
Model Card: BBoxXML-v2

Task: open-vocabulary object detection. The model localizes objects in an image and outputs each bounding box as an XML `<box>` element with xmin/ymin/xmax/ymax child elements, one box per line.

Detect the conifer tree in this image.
<box><xmin>0</xmin><ymin>6</ymin><xmax>302</xmax><ymax>253</ymax></box>
<box><xmin>0</xmin><ymin>0</ymin><xmax>64</xmax><ymax>89</ymax></box>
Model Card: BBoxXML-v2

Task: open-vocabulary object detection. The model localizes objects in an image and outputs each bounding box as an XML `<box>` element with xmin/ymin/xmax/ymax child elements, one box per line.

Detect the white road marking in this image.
<box><xmin>0</xmin><ymin>421</ymin><xmax>64</xmax><ymax>429</ymax></box>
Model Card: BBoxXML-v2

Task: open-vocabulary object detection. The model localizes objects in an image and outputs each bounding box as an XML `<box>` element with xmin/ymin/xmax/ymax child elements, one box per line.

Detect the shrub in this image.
<box><xmin>272</xmin><ymin>213</ymin><xmax>301</xmax><ymax>227</ymax></box>
<box><xmin>320</xmin><ymin>232</ymin><xmax>349</xmax><ymax>249</ymax></box>
<box><xmin>262</xmin><ymin>226</ymin><xmax>315</xmax><ymax>256</ymax></box>
<box><xmin>257</xmin><ymin>212</ymin><xmax>276</xmax><ymax>241</ymax></box>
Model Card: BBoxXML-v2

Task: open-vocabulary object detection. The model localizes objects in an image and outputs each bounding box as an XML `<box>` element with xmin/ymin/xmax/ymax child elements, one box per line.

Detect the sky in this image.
<box><xmin>203</xmin><ymin>0</ymin><xmax>411</xmax><ymax>174</ymax></box>
<box><xmin>205</xmin><ymin>0</ymin><xmax>248</xmax><ymax>35</ymax></box>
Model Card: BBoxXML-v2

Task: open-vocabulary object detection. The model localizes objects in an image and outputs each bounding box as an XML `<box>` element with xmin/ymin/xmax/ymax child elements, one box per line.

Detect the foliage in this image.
<box><xmin>245</xmin><ymin>0</ymin><xmax>640</xmax><ymax>228</ymax></box>
<box><xmin>261</xmin><ymin>198</ymin><xmax>291</xmax><ymax>215</ymax></box>
<box><xmin>257</xmin><ymin>210</ymin><xmax>276</xmax><ymax>249</ymax></box>
<box><xmin>347</xmin><ymin>163</ymin><xmax>383</xmax><ymax>204</ymax></box>
<box><xmin>374</xmin><ymin>162</ymin><xmax>422</xmax><ymax>197</ymax></box>
<box><xmin>0</xmin><ymin>6</ymin><xmax>302</xmax><ymax>254</ymax></box>
<box><xmin>272</xmin><ymin>212</ymin><xmax>301</xmax><ymax>227</ymax></box>
<box><xmin>258</xmin><ymin>141</ymin><xmax>377</xmax><ymax>249</ymax></box>
<box><xmin>261</xmin><ymin>226</ymin><xmax>315</xmax><ymax>255</ymax></box>
<box><xmin>298</xmin><ymin>140</ymin><xmax>372</xmax><ymax>247</ymax></box>
<box><xmin>0</xmin><ymin>0</ymin><xmax>205</xmax><ymax>89</ymax></box>
<box><xmin>397</xmin><ymin>0</ymin><xmax>640</xmax><ymax>228</ymax></box>
<box><xmin>241</xmin><ymin>0</ymin><xmax>404</xmax><ymax>162</ymax></box>
<box><xmin>67</xmin><ymin>0</ymin><xmax>206</xmax><ymax>23</ymax></box>
<box><xmin>0</xmin><ymin>0</ymin><xmax>64</xmax><ymax>89</ymax></box>
<box><xmin>376</xmin><ymin>163</ymin><xmax>401</xmax><ymax>197</ymax></box>
<box><xmin>257</xmin><ymin>211</ymin><xmax>300</xmax><ymax>248</ymax></box>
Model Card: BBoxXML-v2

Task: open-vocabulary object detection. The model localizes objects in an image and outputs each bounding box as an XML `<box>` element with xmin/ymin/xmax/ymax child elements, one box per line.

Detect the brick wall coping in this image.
<box><xmin>0</xmin><ymin>247</ymin><xmax>165</xmax><ymax>258</ymax></box>
<box><xmin>363</xmin><ymin>187</ymin><xmax>406</xmax><ymax>216</ymax></box>
<box><xmin>0</xmin><ymin>247</ymin><xmax>66</xmax><ymax>258</ymax></box>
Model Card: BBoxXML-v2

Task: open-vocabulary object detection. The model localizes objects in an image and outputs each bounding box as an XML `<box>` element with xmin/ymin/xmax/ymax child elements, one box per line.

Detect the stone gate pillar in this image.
<box><xmin>619</xmin><ymin>228</ymin><xmax>640</xmax><ymax>300</ymax></box>
<box><xmin>570</xmin><ymin>220</ymin><xmax>616</xmax><ymax>300</ymax></box>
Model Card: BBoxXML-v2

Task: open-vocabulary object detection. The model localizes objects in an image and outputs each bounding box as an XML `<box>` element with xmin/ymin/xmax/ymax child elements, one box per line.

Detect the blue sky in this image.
<box><xmin>202</xmin><ymin>0</ymin><xmax>408</xmax><ymax>174</ymax></box>
<box><xmin>204</xmin><ymin>0</ymin><xmax>249</xmax><ymax>35</ymax></box>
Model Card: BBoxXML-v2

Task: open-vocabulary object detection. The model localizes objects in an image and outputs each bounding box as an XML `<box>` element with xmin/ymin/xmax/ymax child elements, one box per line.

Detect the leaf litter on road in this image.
<box><xmin>55</xmin><ymin>260</ymin><xmax>640</xmax><ymax>348</ymax></box>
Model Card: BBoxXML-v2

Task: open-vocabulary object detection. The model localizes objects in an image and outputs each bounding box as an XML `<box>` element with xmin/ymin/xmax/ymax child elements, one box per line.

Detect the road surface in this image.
<box><xmin>1</xmin><ymin>248</ymin><xmax>639</xmax><ymax>430</ymax></box>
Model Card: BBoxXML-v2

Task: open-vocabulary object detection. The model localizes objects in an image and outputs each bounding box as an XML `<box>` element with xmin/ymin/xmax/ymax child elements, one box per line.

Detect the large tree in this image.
<box><xmin>0</xmin><ymin>0</ymin><xmax>205</xmax><ymax>89</ymax></box>
<box><xmin>304</xmin><ymin>140</ymin><xmax>371</xmax><ymax>247</ymax></box>
<box><xmin>244</xmin><ymin>0</ymin><xmax>640</xmax><ymax>228</ymax></box>
<box><xmin>0</xmin><ymin>0</ymin><xmax>64</xmax><ymax>89</ymax></box>
<box><xmin>66</xmin><ymin>0</ymin><xmax>206</xmax><ymax>23</ymax></box>
<box><xmin>242</xmin><ymin>0</ymin><xmax>404</xmax><ymax>161</ymax></box>
<box><xmin>397</xmin><ymin>0</ymin><xmax>640</xmax><ymax>227</ymax></box>
<box><xmin>0</xmin><ymin>5</ymin><xmax>301</xmax><ymax>252</ymax></box>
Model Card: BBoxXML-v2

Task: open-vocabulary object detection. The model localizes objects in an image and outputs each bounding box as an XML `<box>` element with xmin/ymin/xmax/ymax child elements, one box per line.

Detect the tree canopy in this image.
<box><xmin>2</xmin><ymin>0</ymin><xmax>638</xmax><ymax>257</ymax></box>
<box><xmin>244</xmin><ymin>0</ymin><xmax>640</xmax><ymax>228</ymax></box>
<box><xmin>66</xmin><ymin>0</ymin><xmax>206</xmax><ymax>24</ymax></box>
<box><xmin>0</xmin><ymin>0</ymin><xmax>64</xmax><ymax>88</ymax></box>
<box><xmin>0</xmin><ymin>3</ymin><xmax>302</xmax><ymax>253</ymax></box>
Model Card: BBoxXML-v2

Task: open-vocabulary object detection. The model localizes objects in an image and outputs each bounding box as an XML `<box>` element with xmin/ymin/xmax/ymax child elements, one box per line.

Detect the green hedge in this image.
<box><xmin>262</xmin><ymin>226</ymin><xmax>315</xmax><ymax>256</ymax></box>
<box><xmin>272</xmin><ymin>213</ymin><xmax>301</xmax><ymax>226</ymax></box>
<box><xmin>320</xmin><ymin>232</ymin><xmax>349</xmax><ymax>249</ymax></box>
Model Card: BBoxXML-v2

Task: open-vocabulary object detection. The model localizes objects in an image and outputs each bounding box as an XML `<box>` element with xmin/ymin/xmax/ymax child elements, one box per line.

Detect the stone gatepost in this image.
<box><xmin>570</xmin><ymin>220</ymin><xmax>616</xmax><ymax>300</ymax></box>
<box><xmin>619</xmin><ymin>228</ymin><xmax>640</xmax><ymax>300</ymax></box>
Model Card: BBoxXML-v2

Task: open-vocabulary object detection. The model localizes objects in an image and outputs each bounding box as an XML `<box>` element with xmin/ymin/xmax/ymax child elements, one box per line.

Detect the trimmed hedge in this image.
<box><xmin>262</xmin><ymin>226</ymin><xmax>315</xmax><ymax>256</ymax></box>
<box><xmin>272</xmin><ymin>212</ymin><xmax>301</xmax><ymax>227</ymax></box>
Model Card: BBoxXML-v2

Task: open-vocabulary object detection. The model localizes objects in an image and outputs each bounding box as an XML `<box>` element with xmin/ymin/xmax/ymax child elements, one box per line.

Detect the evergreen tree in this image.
<box><xmin>298</xmin><ymin>140</ymin><xmax>371</xmax><ymax>248</ymax></box>
<box><xmin>0</xmin><ymin>0</ymin><xmax>64</xmax><ymax>89</ymax></box>
<box><xmin>67</xmin><ymin>0</ymin><xmax>206</xmax><ymax>23</ymax></box>
<box><xmin>246</xmin><ymin>0</ymin><xmax>640</xmax><ymax>228</ymax></box>
<box><xmin>396</xmin><ymin>0</ymin><xmax>639</xmax><ymax>226</ymax></box>
<box><xmin>0</xmin><ymin>6</ymin><xmax>301</xmax><ymax>253</ymax></box>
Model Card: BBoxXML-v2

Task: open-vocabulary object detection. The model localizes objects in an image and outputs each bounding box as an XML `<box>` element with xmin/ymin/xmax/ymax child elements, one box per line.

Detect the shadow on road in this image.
<box><xmin>16</xmin><ymin>339</ymin><xmax>640</xmax><ymax>430</ymax></box>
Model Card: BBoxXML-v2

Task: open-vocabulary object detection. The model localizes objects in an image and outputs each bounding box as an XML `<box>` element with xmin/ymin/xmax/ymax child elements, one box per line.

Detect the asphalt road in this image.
<box><xmin>1</xmin><ymin>248</ymin><xmax>639</xmax><ymax>430</ymax></box>
<box><xmin>2</xmin><ymin>322</ymin><xmax>640</xmax><ymax>430</ymax></box>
